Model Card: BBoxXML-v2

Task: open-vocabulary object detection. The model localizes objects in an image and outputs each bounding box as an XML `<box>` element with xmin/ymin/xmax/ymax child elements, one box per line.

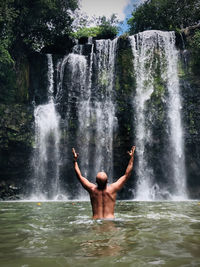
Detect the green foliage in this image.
<box><xmin>0</xmin><ymin>0</ymin><xmax>16</xmax><ymax>64</ymax></box>
<box><xmin>0</xmin><ymin>103</ymin><xmax>33</xmax><ymax>148</ymax></box>
<box><xmin>188</xmin><ymin>30</ymin><xmax>200</xmax><ymax>74</ymax></box>
<box><xmin>72</xmin><ymin>14</ymin><xmax>119</xmax><ymax>39</ymax></box>
<box><xmin>72</xmin><ymin>26</ymin><xmax>101</xmax><ymax>39</ymax></box>
<box><xmin>0</xmin><ymin>0</ymin><xmax>18</xmax><ymax>44</ymax></box>
<box><xmin>0</xmin><ymin>0</ymin><xmax>79</xmax><ymax>55</ymax></box>
<box><xmin>190</xmin><ymin>30</ymin><xmax>200</xmax><ymax>51</ymax></box>
<box><xmin>11</xmin><ymin>0</ymin><xmax>79</xmax><ymax>53</ymax></box>
<box><xmin>0</xmin><ymin>0</ymin><xmax>79</xmax><ymax>104</ymax></box>
<box><xmin>0</xmin><ymin>41</ymin><xmax>14</xmax><ymax>65</ymax></box>
<box><xmin>0</xmin><ymin>39</ymin><xmax>16</xmax><ymax>103</ymax></box>
<box><xmin>128</xmin><ymin>0</ymin><xmax>200</xmax><ymax>34</ymax></box>
<box><xmin>116</xmin><ymin>48</ymin><xmax>135</xmax><ymax>94</ymax></box>
<box><xmin>97</xmin><ymin>15</ymin><xmax>119</xmax><ymax>39</ymax></box>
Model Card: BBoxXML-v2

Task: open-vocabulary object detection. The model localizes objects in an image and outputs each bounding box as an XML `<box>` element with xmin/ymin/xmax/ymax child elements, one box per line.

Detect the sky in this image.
<box><xmin>80</xmin><ymin>0</ymin><xmax>146</xmax><ymax>33</ymax></box>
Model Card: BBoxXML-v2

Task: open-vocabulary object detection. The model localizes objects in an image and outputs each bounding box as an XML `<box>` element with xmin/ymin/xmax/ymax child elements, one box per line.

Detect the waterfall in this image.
<box><xmin>163</xmin><ymin>32</ymin><xmax>187</xmax><ymax>199</ymax></box>
<box><xmin>31</xmin><ymin>54</ymin><xmax>62</xmax><ymax>200</ymax></box>
<box><xmin>52</xmin><ymin>39</ymin><xmax>118</xmax><ymax>199</ymax></box>
<box><xmin>92</xmin><ymin>39</ymin><xmax>118</xmax><ymax>180</ymax></box>
<box><xmin>47</xmin><ymin>54</ymin><xmax>54</xmax><ymax>98</ymax></box>
<box><xmin>61</xmin><ymin>39</ymin><xmax>117</xmax><ymax>193</ymax></box>
<box><xmin>130</xmin><ymin>33</ymin><xmax>155</xmax><ymax>200</ymax></box>
<box><xmin>65</xmin><ymin>53</ymin><xmax>89</xmax><ymax>182</ymax></box>
<box><xmin>28</xmin><ymin>32</ymin><xmax>188</xmax><ymax>201</ymax></box>
<box><xmin>130</xmin><ymin>31</ymin><xmax>187</xmax><ymax>200</ymax></box>
<box><xmin>77</xmin><ymin>46</ymin><xmax>93</xmax><ymax>180</ymax></box>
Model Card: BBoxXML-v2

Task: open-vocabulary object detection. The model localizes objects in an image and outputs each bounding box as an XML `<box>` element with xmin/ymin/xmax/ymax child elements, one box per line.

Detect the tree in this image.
<box><xmin>72</xmin><ymin>14</ymin><xmax>119</xmax><ymax>40</ymax></box>
<box><xmin>0</xmin><ymin>0</ymin><xmax>18</xmax><ymax>62</ymax></box>
<box><xmin>128</xmin><ymin>0</ymin><xmax>200</xmax><ymax>34</ymax></box>
<box><xmin>0</xmin><ymin>0</ymin><xmax>79</xmax><ymax>103</ymax></box>
<box><xmin>11</xmin><ymin>0</ymin><xmax>79</xmax><ymax>54</ymax></box>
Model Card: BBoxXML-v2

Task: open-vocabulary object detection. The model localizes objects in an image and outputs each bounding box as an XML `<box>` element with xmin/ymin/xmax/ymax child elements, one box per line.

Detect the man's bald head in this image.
<box><xmin>96</xmin><ymin>172</ymin><xmax>108</xmax><ymax>189</ymax></box>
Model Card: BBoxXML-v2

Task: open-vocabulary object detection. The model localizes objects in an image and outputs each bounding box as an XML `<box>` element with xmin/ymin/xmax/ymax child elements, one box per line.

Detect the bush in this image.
<box><xmin>72</xmin><ymin>15</ymin><xmax>119</xmax><ymax>40</ymax></box>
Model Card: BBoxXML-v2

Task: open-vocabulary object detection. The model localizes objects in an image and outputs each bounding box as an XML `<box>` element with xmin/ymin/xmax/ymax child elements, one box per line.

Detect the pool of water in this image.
<box><xmin>0</xmin><ymin>201</ymin><xmax>200</xmax><ymax>266</ymax></box>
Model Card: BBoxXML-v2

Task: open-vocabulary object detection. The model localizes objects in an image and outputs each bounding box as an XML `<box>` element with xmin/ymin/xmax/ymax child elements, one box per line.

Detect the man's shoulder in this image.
<box><xmin>89</xmin><ymin>185</ymin><xmax>98</xmax><ymax>192</ymax></box>
<box><xmin>105</xmin><ymin>184</ymin><xmax>116</xmax><ymax>193</ymax></box>
<box><xmin>107</xmin><ymin>183</ymin><xmax>115</xmax><ymax>189</ymax></box>
<box><xmin>91</xmin><ymin>186</ymin><xmax>111</xmax><ymax>193</ymax></box>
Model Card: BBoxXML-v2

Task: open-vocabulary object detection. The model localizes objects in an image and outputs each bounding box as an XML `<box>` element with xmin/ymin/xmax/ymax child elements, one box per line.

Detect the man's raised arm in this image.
<box><xmin>111</xmin><ymin>146</ymin><xmax>136</xmax><ymax>192</ymax></box>
<box><xmin>72</xmin><ymin>148</ymin><xmax>95</xmax><ymax>192</ymax></box>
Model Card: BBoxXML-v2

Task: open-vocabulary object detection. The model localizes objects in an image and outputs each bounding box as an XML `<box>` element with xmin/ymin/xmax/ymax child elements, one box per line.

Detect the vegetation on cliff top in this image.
<box><xmin>71</xmin><ymin>14</ymin><xmax>119</xmax><ymax>40</ymax></box>
<box><xmin>188</xmin><ymin>30</ymin><xmax>200</xmax><ymax>74</ymax></box>
<box><xmin>0</xmin><ymin>0</ymin><xmax>120</xmax><ymax>101</ymax></box>
<box><xmin>127</xmin><ymin>0</ymin><xmax>200</xmax><ymax>75</ymax></box>
<box><xmin>0</xmin><ymin>0</ymin><xmax>79</xmax><ymax>56</ymax></box>
<box><xmin>0</xmin><ymin>0</ymin><xmax>79</xmax><ymax>103</ymax></box>
<box><xmin>127</xmin><ymin>0</ymin><xmax>200</xmax><ymax>34</ymax></box>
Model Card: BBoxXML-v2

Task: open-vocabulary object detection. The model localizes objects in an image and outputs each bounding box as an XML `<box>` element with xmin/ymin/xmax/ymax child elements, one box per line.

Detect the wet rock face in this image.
<box><xmin>28</xmin><ymin>52</ymin><xmax>49</xmax><ymax>105</ymax></box>
<box><xmin>179</xmin><ymin>50</ymin><xmax>200</xmax><ymax>198</ymax></box>
<box><xmin>0</xmin><ymin>182</ymin><xmax>22</xmax><ymax>200</ymax></box>
<box><xmin>113</xmin><ymin>36</ymin><xmax>136</xmax><ymax>196</ymax></box>
<box><xmin>0</xmin><ymin>104</ymin><xmax>34</xmax><ymax>197</ymax></box>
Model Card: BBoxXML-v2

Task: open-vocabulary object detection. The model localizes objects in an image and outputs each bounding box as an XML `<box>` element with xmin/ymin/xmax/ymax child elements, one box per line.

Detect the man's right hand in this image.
<box><xmin>72</xmin><ymin>148</ymin><xmax>79</xmax><ymax>162</ymax></box>
<box><xmin>127</xmin><ymin>146</ymin><xmax>136</xmax><ymax>157</ymax></box>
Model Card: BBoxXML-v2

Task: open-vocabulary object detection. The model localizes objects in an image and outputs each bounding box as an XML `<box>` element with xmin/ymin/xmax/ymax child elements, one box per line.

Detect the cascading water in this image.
<box><xmin>31</xmin><ymin>54</ymin><xmax>62</xmax><ymax>200</ymax></box>
<box><xmin>92</xmin><ymin>39</ymin><xmax>118</xmax><ymax>179</ymax></box>
<box><xmin>29</xmin><ymin>32</ymin><xmax>188</xmax><ymax>201</ymax></box>
<box><xmin>130</xmin><ymin>31</ymin><xmax>187</xmax><ymax>200</ymax></box>
<box><xmin>65</xmin><ymin>53</ymin><xmax>89</xmax><ymax>190</ymax></box>
<box><xmin>163</xmin><ymin>32</ymin><xmax>187</xmax><ymax>199</ymax></box>
<box><xmin>59</xmin><ymin>39</ymin><xmax>118</xmax><ymax>189</ymax></box>
<box><xmin>76</xmin><ymin>45</ymin><xmax>93</xmax><ymax>180</ymax></box>
<box><xmin>53</xmin><ymin>49</ymin><xmax>90</xmax><ymax>199</ymax></box>
<box><xmin>130</xmin><ymin>33</ymin><xmax>155</xmax><ymax>200</ymax></box>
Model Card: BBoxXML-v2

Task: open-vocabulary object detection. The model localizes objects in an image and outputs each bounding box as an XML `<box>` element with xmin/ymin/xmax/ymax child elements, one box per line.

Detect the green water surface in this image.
<box><xmin>0</xmin><ymin>201</ymin><xmax>200</xmax><ymax>267</ymax></box>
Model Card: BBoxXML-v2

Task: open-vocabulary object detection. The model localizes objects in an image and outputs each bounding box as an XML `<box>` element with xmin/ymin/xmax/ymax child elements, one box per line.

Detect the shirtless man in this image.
<box><xmin>72</xmin><ymin>146</ymin><xmax>135</xmax><ymax>219</ymax></box>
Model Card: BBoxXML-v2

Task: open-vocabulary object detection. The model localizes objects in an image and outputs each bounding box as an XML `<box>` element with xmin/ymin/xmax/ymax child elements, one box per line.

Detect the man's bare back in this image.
<box><xmin>89</xmin><ymin>184</ymin><xmax>117</xmax><ymax>219</ymax></box>
<box><xmin>72</xmin><ymin>146</ymin><xmax>135</xmax><ymax>219</ymax></box>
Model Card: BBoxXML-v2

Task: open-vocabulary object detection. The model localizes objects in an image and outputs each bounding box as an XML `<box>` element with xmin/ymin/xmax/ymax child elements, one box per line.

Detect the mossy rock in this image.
<box><xmin>0</xmin><ymin>103</ymin><xmax>34</xmax><ymax>149</ymax></box>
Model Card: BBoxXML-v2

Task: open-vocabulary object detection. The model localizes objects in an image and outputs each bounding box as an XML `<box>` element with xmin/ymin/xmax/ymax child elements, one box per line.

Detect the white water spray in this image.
<box><xmin>66</xmin><ymin>39</ymin><xmax>118</xmax><ymax>184</ymax></box>
<box><xmin>130</xmin><ymin>32</ymin><xmax>156</xmax><ymax>200</ymax></box>
<box><xmin>130</xmin><ymin>31</ymin><xmax>187</xmax><ymax>200</ymax></box>
<box><xmin>67</xmin><ymin>53</ymin><xmax>89</xmax><ymax>178</ymax></box>
<box><xmin>32</xmin><ymin>54</ymin><xmax>61</xmax><ymax>200</ymax></box>
<box><xmin>93</xmin><ymin>38</ymin><xmax>118</xmax><ymax>179</ymax></box>
<box><xmin>162</xmin><ymin>32</ymin><xmax>187</xmax><ymax>199</ymax></box>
